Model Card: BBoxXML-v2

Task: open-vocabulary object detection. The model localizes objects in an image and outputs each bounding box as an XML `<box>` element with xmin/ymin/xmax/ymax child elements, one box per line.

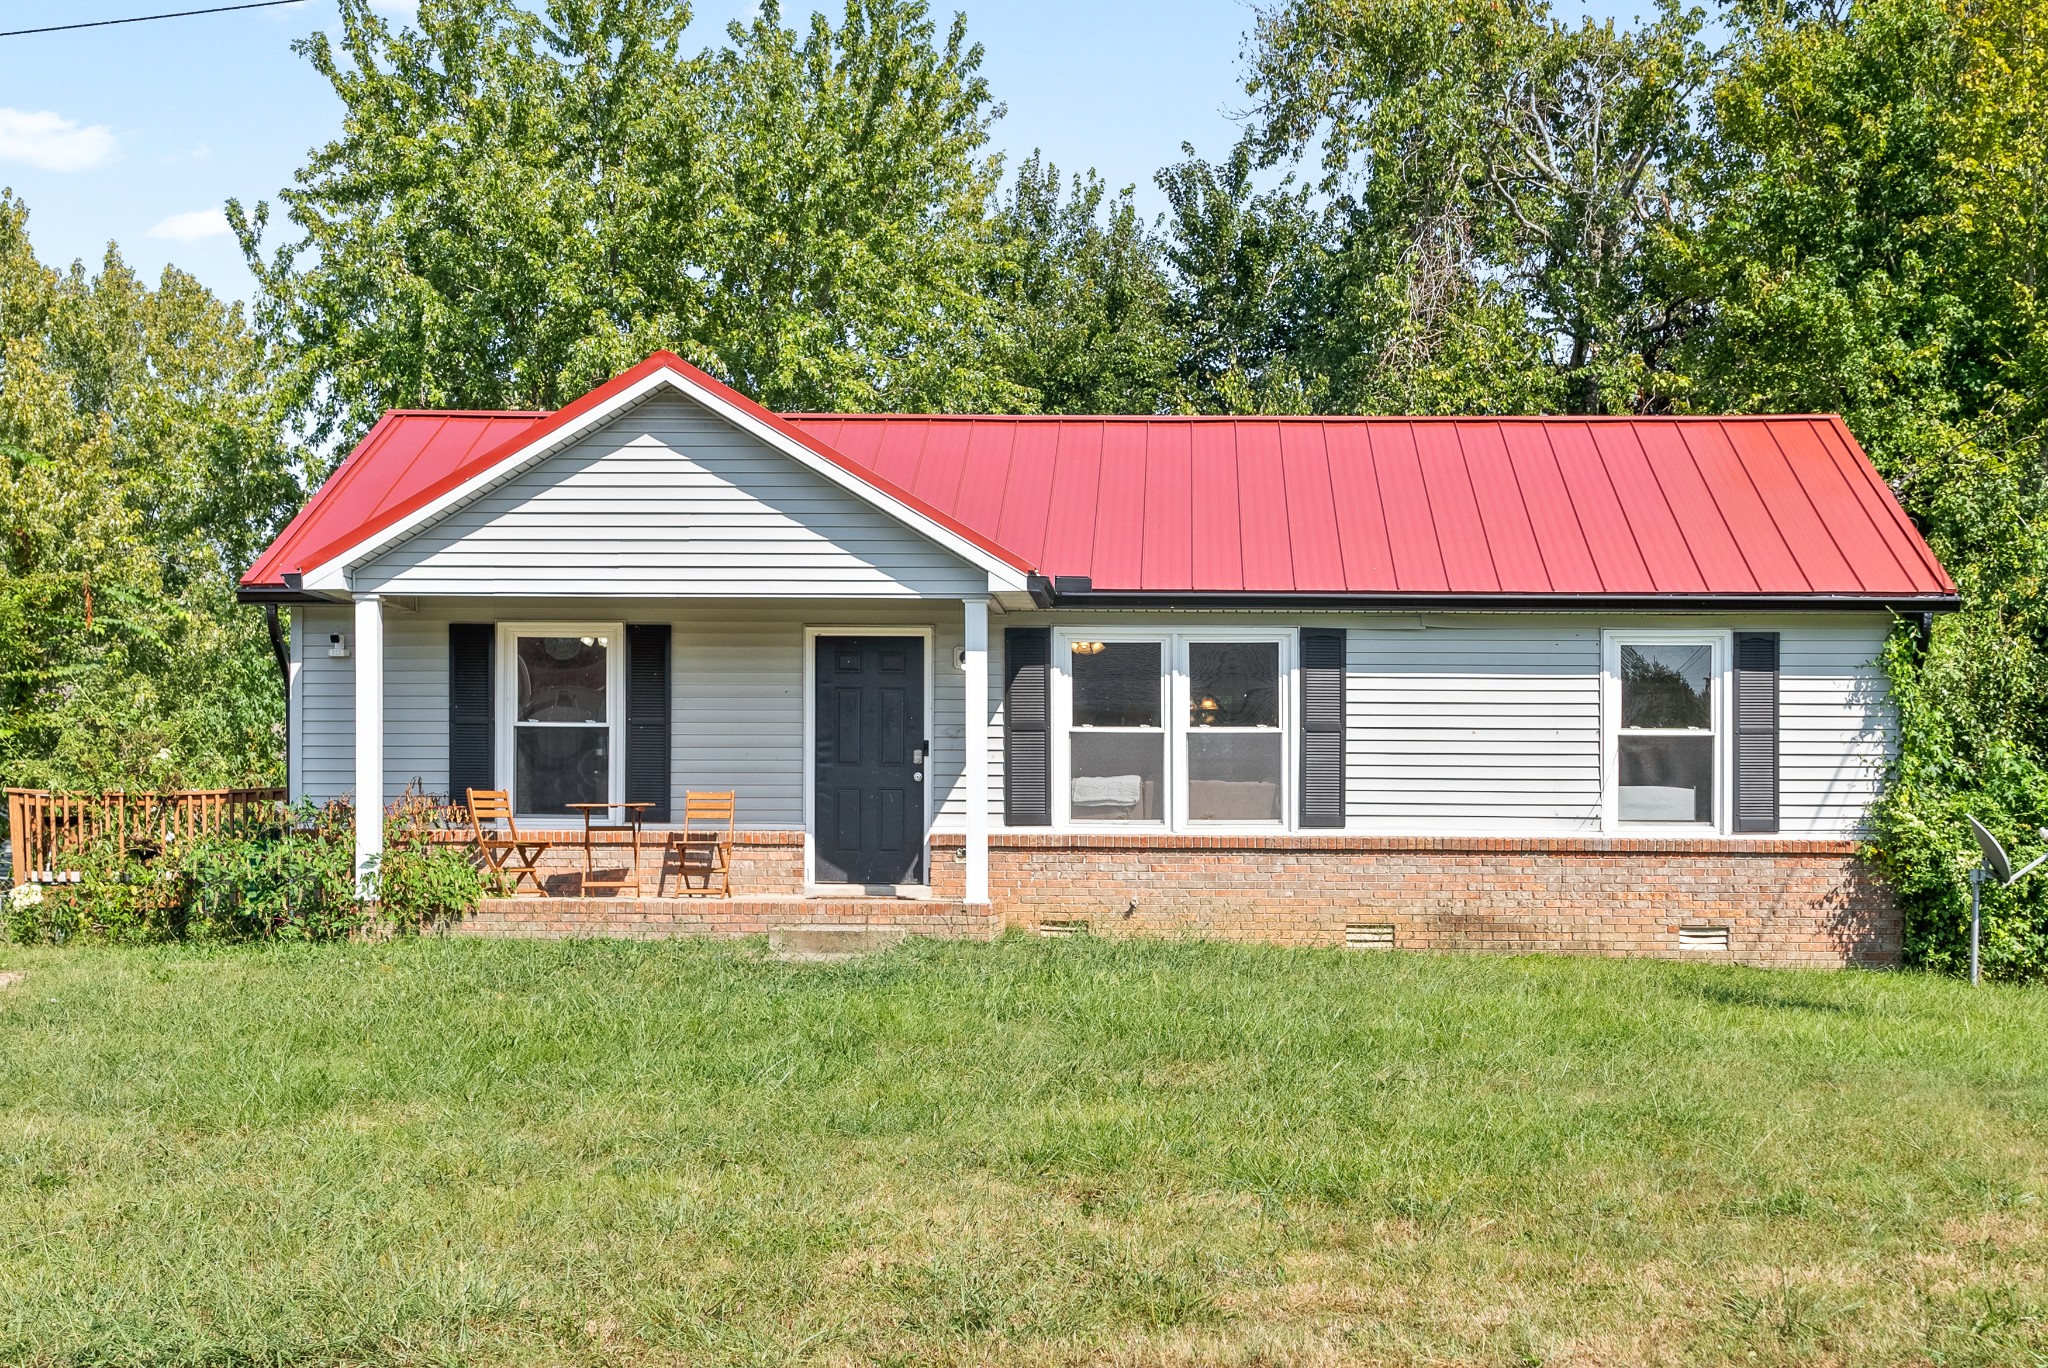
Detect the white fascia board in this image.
<box><xmin>301</xmin><ymin>366</ymin><xmax>1031</xmax><ymax>593</ymax></box>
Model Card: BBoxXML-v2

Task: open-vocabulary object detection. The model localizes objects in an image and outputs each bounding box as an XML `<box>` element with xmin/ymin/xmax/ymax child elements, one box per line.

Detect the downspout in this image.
<box><xmin>265</xmin><ymin>603</ymin><xmax>290</xmax><ymax>794</ymax></box>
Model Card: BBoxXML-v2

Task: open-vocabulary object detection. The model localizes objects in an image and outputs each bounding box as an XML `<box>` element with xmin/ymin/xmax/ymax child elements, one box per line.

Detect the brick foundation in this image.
<box><xmin>930</xmin><ymin>833</ymin><xmax>1898</xmax><ymax>968</ymax></box>
<box><xmin>457</xmin><ymin>895</ymin><xmax>999</xmax><ymax>941</ymax></box>
<box><xmin>446</xmin><ymin>828</ymin><xmax>1898</xmax><ymax>967</ymax></box>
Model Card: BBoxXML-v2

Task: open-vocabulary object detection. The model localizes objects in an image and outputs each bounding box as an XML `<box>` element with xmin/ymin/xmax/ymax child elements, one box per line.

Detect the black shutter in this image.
<box><xmin>1733</xmin><ymin>631</ymin><xmax>1780</xmax><ymax>833</ymax></box>
<box><xmin>1300</xmin><ymin>627</ymin><xmax>1346</xmax><ymax>829</ymax></box>
<box><xmin>624</xmin><ymin>624</ymin><xmax>672</xmax><ymax>823</ymax></box>
<box><xmin>448</xmin><ymin>624</ymin><xmax>494</xmax><ymax>802</ymax></box>
<box><xmin>1005</xmin><ymin>627</ymin><xmax>1052</xmax><ymax>826</ymax></box>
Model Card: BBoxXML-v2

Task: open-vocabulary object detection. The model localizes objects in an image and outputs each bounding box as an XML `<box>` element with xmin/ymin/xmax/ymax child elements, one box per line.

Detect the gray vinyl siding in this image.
<box><xmin>295</xmin><ymin>602</ymin><xmax>1892</xmax><ymax>840</ymax></box>
<box><xmin>1779</xmin><ymin>621</ymin><xmax>1894</xmax><ymax>835</ymax></box>
<box><xmin>353</xmin><ymin>393</ymin><xmax>986</xmax><ymax>598</ymax></box>
<box><xmin>981</xmin><ymin>610</ymin><xmax>1894</xmax><ymax>838</ymax></box>
<box><xmin>294</xmin><ymin>607</ymin><xmax>449</xmax><ymax>806</ymax></box>
<box><xmin>293</xmin><ymin>598</ymin><xmax>971</xmax><ymax>833</ymax></box>
<box><xmin>297</xmin><ymin>606</ymin><xmax>354</xmax><ymax>805</ymax></box>
<box><xmin>1348</xmin><ymin>620</ymin><xmax>1604</xmax><ymax>832</ymax></box>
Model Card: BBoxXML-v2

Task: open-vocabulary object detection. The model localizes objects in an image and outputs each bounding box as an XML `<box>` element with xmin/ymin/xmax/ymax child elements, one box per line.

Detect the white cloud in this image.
<box><xmin>0</xmin><ymin>108</ymin><xmax>117</xmax><ymax>173</ymax></box>
<box><xmin>146</xmin><ymin>208</ymin><xmax>232</xmax><ymax>243</ymax></box>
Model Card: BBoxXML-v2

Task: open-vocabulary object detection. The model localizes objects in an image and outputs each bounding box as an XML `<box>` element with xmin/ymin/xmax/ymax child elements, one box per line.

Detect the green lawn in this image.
<box><xmin>1</xmin><ymin>937</ymin><xmax>2044</xmax><ymax>1366</ymax></box>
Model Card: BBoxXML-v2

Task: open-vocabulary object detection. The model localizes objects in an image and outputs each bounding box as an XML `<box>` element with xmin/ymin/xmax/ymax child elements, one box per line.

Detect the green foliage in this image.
<box><xmin>1244</xmin><ymin>0</ymin><xmax>1712</xmax><ymax>413</ymax></box>
<box><xmin>374</xmin><ymin>792</ymin><xmax>486</xmax><ymax>931</ymax></box>
<box><xmin>1</xmin><ymin>797</ymin><xmax>488</xmax><ymax>947</ymax></box>
<box><xmin>979</xmin><ymin>154</ymin><xmax>1179</xmax><ymax>413</ymax></box>
<box><xmin>2</xmin><ymin>847</ymin><xmax>181</xmax><ymax>946</ymax></box>
<box><xmin>1156</xmin><ymin>141</ymin><xmax>1331</xmax><ymax>413</ymax></box>
<box><xmin>236</xmin><ymin>0</ymin><xmax>1011</xmax><ymax>451</ymax></box>
<box><xmin>0</xmin><ymin>191</ymin><xmax>292</xmax><ymax>793</ymax></box>
<box><xmin>175</xmin><ymin>802</ymin><xmax>363</xmax><ymax>943</ymax></box>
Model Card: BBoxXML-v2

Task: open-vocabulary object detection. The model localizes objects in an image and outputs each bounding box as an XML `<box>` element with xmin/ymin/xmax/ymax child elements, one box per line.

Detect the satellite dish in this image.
<box><xmin>1968</xmin><ymin>815</ymin><xmax>2013</xmax><ymax>883</ymax></box>
<box><xmin>1966</xmin><ymin>816</ymin><xmax>2048</xmax><ymax>886</ymax></box>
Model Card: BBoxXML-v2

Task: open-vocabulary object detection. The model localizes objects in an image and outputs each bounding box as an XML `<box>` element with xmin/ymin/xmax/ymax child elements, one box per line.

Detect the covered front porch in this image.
<box><xmin>317</xmin><ymin>594</ymin><xmax>996</xmax><ymax>910</ymax></box>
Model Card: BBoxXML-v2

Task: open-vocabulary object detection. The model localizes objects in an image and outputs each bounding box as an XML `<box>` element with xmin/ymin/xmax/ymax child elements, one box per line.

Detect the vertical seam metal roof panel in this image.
<box><xmin>1413</xmin><ymin>422</ymin><xmax>1500</xmax><ymax>593</ymax></box>
<box><xmin>1495</xmin><ymin>422</ymin><xmax>1603</xmax><ymax>592</ymax></box>
<box><xmin>1279</xmin><ymin>424</ymin><xmax>1346</xmax><ymax>591</ymax></box>
<box><xmin>1235</xmin><ymin>423</ymin><xmax>1297</xmax><ymax>592</ymax></box>
<box><xmin>1457</xmin><ymin>423</ymin><xmax>1549</xmax><ymax>592</ymax></box>
<box><xmin>1189</xmin><ymin>422</ymin><xmax>1245</xmax><ymax>592</ymax></box>
<box><xmin>1587</xmin><ymin>423</ymin><xmax>1708</xmax><ymax>592</ymax></box>
<box><xmin>1322</xmin><ymin>423</ymin><xmax>1397</xmax><ymax>592</ymax></box>
<box><xmin>1365</xmin><ymin>424</ymin><xmax>1449</xmax><ymax>593</ymax></box>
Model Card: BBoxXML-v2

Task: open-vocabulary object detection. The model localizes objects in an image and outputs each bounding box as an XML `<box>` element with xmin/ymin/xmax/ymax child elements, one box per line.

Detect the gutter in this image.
<box><xmin>1034</xmin><ymin>578</ymin><xmax>1961</xmax><ymax>615</ymax></box>
<box><xmin>236</xmin><ymin>572</ymin><xmax>330</xmax><ymax>606</ymax></box>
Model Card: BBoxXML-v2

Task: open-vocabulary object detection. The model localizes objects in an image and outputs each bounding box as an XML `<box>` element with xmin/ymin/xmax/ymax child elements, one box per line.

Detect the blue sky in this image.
<box><xmin>0</xmin><ymin>0</ymin><xmax>1642</xmax><ymax>302</ymax></box>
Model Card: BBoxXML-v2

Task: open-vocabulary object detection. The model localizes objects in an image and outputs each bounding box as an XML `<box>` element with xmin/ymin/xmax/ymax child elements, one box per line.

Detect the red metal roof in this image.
<box><xmin>243</xmin><ymin>357</ymin><xmax>1954</xmax><ymax>604</ymax></box>
<box><xmin>791</xmin><ymin>413</ymin><xmax>1952</xmax><ymax>600</ymax></box>
<box><xmin>244</xmin><ymin>409</ymin><xmax>545</xmax><ymax>590</ymax></box>
<box><xmin>244</xmin><ymin>352</ymin><xmax>1031</xmax><ymax>586</ymax></box>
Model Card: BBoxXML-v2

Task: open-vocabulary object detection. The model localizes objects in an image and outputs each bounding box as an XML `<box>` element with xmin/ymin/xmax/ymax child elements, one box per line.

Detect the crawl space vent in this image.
<box><xmin>1679</xmin><ymin>925</ymin><xmax>1732</xmax><ymax>952</ymax></box>
<box><xmin>1345</xmin><ymin>924</ymin><xmax>1396</xmax><ymax>951</ymax></box>
<box><xmin>1038</xmin><ymin>919</ymin><xmax>1090</xmax><ymax>939</ymax></box>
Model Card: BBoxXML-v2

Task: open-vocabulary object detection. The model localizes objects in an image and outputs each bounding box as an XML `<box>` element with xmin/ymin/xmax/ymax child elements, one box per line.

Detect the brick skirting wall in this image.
<box><xmin>928</xmin><ymin>833</ymin><xmax>1899</xmax><ymax>968</ymax></box>
<box><xmin>459</xmin><ymin>896</ymin><xmax>1000</xmax><ymax>942</ymax></box>
<box><xmin>444</xmin><ymin>828</ymin><xmax>1897</xmax><ymax>967</ymax></box>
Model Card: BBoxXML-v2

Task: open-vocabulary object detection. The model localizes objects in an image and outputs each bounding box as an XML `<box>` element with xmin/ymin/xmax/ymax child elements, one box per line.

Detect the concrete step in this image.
<box><xmin>768</xmin><ymin>923</ymin><xmax>909</xmax><ymax>962</ymax></box>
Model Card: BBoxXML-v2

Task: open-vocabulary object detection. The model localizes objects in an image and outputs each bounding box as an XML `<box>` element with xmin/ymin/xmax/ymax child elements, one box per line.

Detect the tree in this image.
<box><xmin>1156</xmin><ymin>141</ymin><xmax>1329</xmax><ymax>413</ymax></box>
<box><xmin>1686</xmin><ymin>0</ymin><xmax>2048</xmax><ymax>978</ymax></box>
<box><xmin>236</xmin><ymin>0</ymin><xmax>1008</xmax><ymax>452</ymax></box>
<box><xmin>0</xmin><ymin>193</ymin><xmax>290</xmax><ymax>792</ymax></box>
<box><xmin>979</xmin><ymin>153</ymin><xmax>1178</xmax><ymax>413</ymax></box>
<box><xmin>694</xmin><ymin>0</ymin><xmax>1009</xmax><ymax>412</ymax></box>
<box><xmin>1243</xmin><ymin>0</ymin><xmax>1712</xmax><ymax>413</ymax></box>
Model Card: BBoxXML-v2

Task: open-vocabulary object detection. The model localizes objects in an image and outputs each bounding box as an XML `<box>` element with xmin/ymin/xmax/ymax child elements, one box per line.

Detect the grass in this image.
<box><xmin>0</xmin><ymin>936</ymin><xmax>2045</xmax><ymax>1366</ymax></box>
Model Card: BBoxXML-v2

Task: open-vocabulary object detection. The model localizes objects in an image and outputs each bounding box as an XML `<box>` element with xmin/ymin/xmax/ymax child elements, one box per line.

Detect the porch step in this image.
<box><xmin>452</xmin><ymin>895</ymin><xmax>998</xmax><ymax>943</ymax></box>
<box><xmin>769</xmin><ymin>923</ymin><xmax>908</xmax><ymax>962</ymax></box>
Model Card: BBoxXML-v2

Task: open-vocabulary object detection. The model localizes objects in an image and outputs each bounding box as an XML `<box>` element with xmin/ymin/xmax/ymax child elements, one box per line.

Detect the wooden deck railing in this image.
<box><xmin>5</xmin><ymin>787</ymin><xmax>287</xmax><ymax>885</ymax></box>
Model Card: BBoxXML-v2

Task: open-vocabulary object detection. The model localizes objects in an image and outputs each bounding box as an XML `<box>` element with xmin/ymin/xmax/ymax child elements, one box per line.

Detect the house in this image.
<box><xmin>239</xmin><ymin>352</ymin><xmax>1957</xmax><ymax>964</ymax></box>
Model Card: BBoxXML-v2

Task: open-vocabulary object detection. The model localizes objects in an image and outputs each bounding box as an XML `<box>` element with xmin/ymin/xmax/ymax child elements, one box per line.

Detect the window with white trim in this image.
<box><xmin>498</xmin><ymin>624</ymin><xmax>623</xmax><ymax>817</ymax></box>
<box><xmin>1056</xmin><ymin>630</ymin><xmax>1292</xmax><ymax>829</ymax></box>
<box><xmin>1605</xmin><ymin>632</ymin><xmax>1726</xmax><ymax>830</ymax></box>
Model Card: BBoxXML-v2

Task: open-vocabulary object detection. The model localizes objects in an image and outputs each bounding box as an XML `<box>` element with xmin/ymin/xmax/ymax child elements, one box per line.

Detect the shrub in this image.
<box><xmin>376</xmin><ymin>791</ymin><xmax>484</xmax><ymax>931</ymax></box>
<box><xmin>5</xmin><ymin>843</ymin><xmax>187</xmax><ymax>945</ymax></box>
<box><xmin>1870</xmin><ymin>614</ymin><xmax>2048</xmax><ymax>980</ymax></box>
<box><xmin>173</xmin><ymin>799</ymin><xmax>360</xmax><ymax>942</ymax></box>
<box><xmin>3</xmin><ymin>791</ymin><xmax>487</xmax><ymax>948</ymax></box>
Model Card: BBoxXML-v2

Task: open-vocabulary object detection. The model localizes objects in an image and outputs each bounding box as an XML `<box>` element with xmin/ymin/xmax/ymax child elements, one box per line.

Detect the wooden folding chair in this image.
<box><xmin>467</xmin><ymin>789</ymin><xmax>553</xmax><ymax>897</ymax></box>
<box><xmin>664</xmin><ymin>791</ymin><xmax>735</xmax><ymax>898</ymax></box>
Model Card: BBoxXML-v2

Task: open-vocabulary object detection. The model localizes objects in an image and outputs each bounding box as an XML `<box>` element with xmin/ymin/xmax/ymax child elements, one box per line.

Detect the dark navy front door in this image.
<box><xmin>814</xmin><ymin>636</ymin><xmax>925</xmax><ymax>885</ymax></box>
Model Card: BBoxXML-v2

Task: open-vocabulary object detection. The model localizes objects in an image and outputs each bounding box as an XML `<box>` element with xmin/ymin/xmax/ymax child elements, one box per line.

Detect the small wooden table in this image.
<box><xmin>567</xmin><ymin>801</ymin><xmax>653</xmax><ymax>895</ymax></box>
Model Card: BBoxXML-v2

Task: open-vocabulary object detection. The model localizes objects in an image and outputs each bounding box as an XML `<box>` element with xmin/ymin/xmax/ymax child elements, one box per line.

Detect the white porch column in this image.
<box><xmin>961</xmin><ymin>596</ymin><xmax>991</xmax><ymax>906</ymax></box>
<box><xmin>352</xmin><ymin>593</ymin><xmax>384</xmax><ymax>900</ymax></box>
